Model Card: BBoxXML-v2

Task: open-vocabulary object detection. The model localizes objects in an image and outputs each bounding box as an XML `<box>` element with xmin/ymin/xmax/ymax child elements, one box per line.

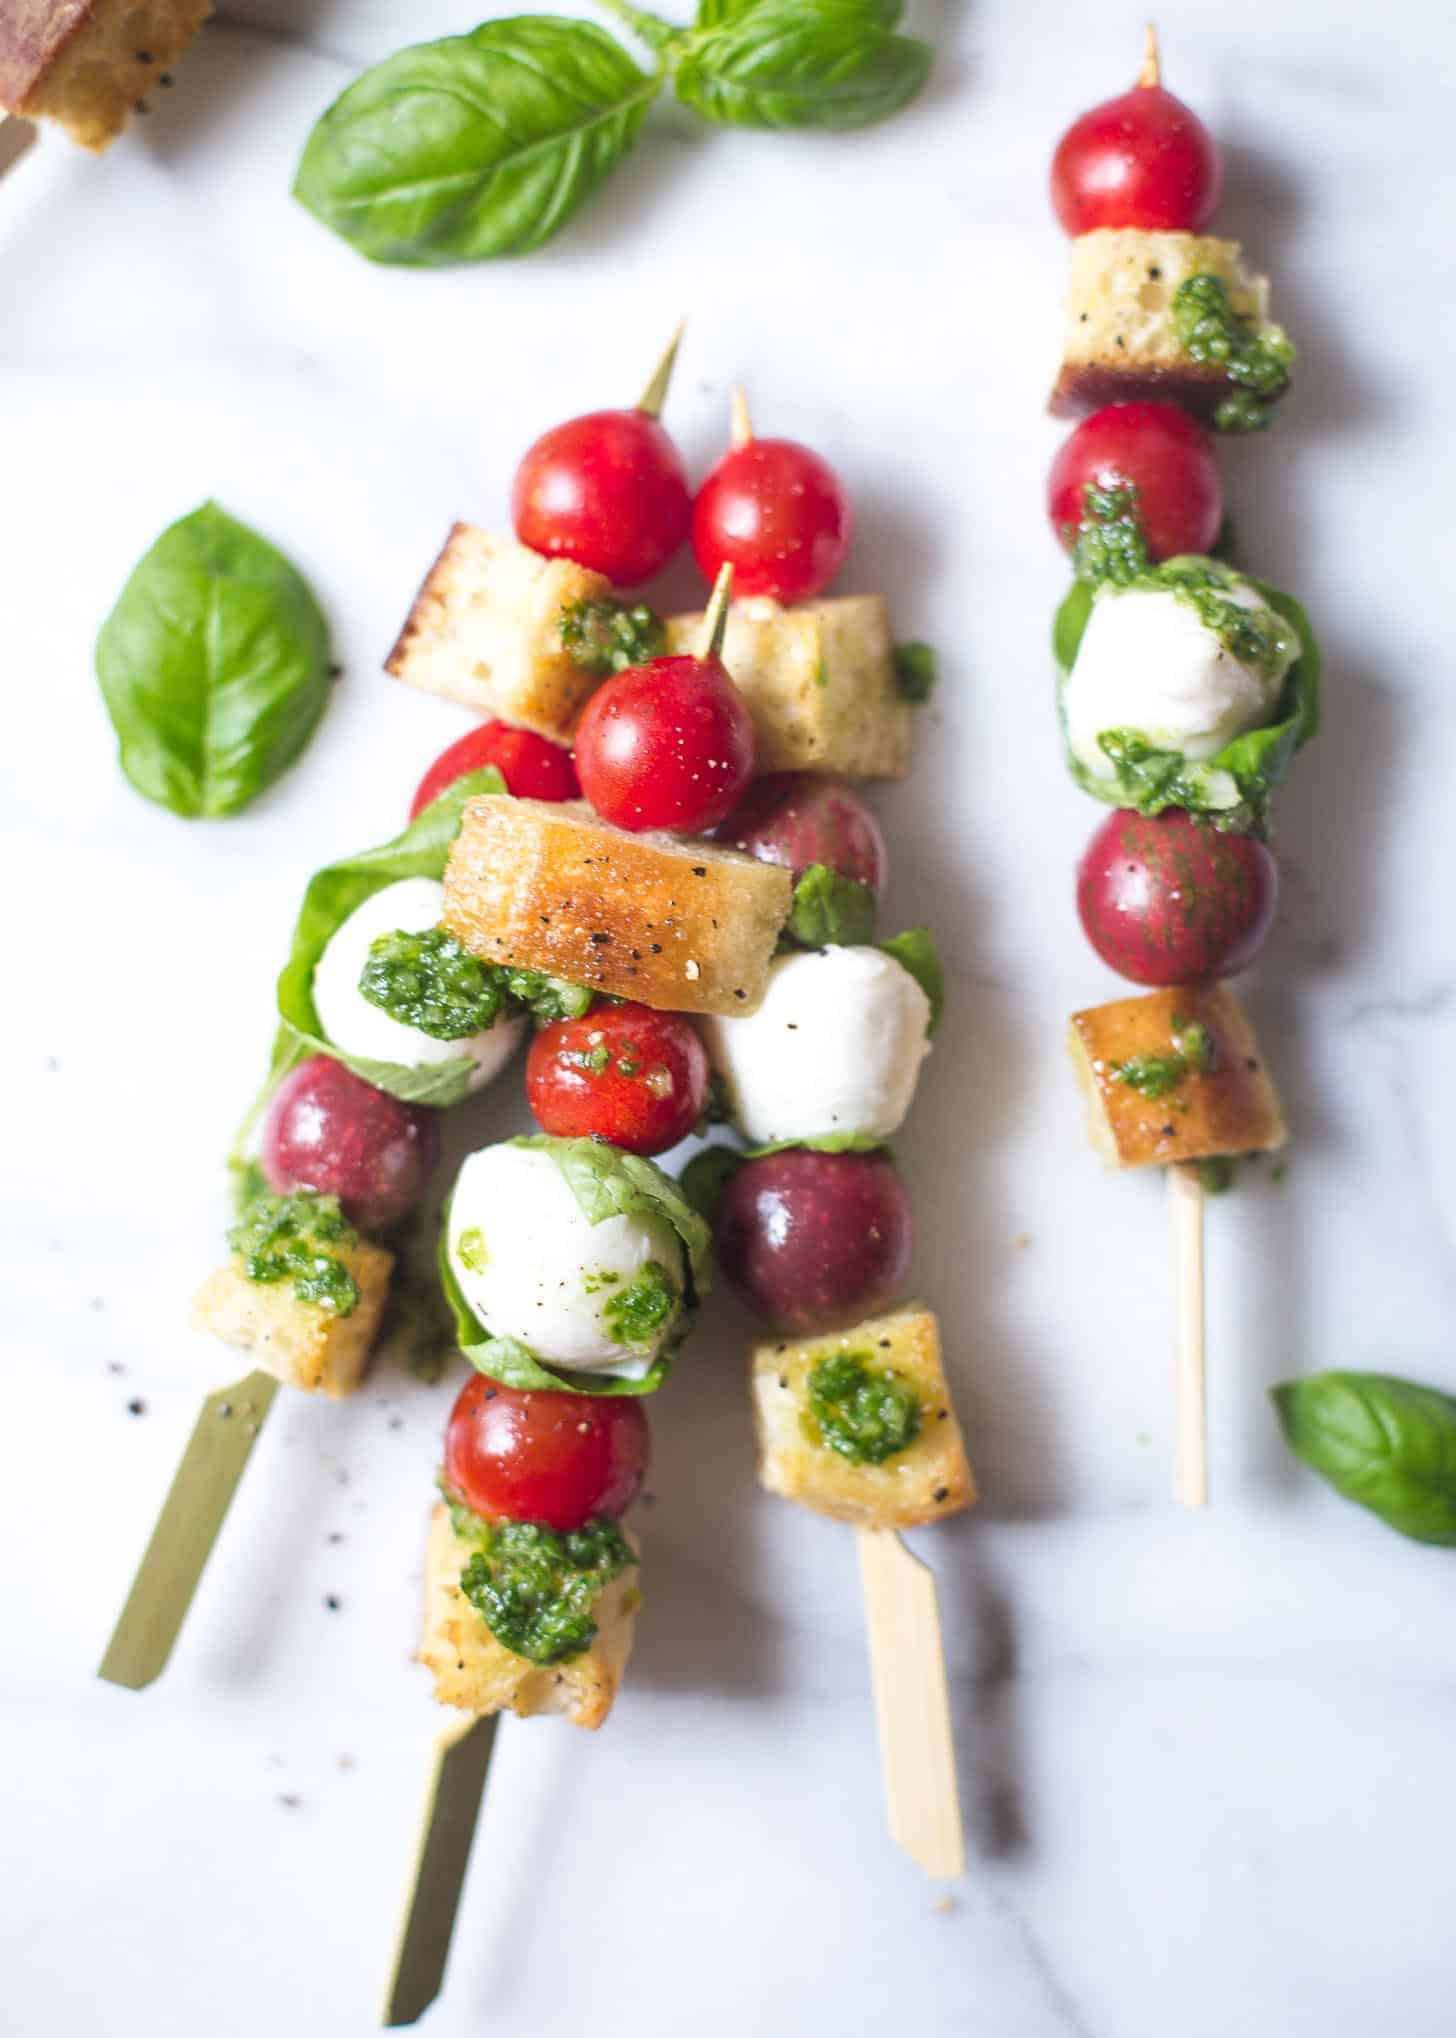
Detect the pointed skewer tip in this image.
<box><xmin>1138</xmin><ymin>22</ymin><xmax>1161</xmax><ymax>88</ymax></box>
<box><xmin>730</xmin><ymin>385</ymin><xmax>754</xmax><ymax>449</ymax></box>
<box><xmin>697</xmin><ymin>563</ymin><xmax>735</xmax><ymax>662</ymax></box>
<box><xmin>636</xmin><ymin>319</ymin><xmax>686</xmax><ymax>418</ymax></box>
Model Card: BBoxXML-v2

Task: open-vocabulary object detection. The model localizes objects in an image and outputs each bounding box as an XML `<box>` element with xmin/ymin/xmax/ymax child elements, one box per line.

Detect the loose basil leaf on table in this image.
<box><xmin>785</xmin><ymin>863</ymin><xmax>878</xmax><ymax>947</ymax></box>
<box><xmin>274</xmin><ymin>766</ymin><xmax>507</xmax><ymax>1108</ymax></box>
<box><xmin>674</xmin><ymin>0</ymin><xmax>932</xmax><ymax>129</ymax></box>
<box><xmin>880</xmin><ymin>926</ymin><xmax>944</xmax><ymax>1034</ymax></box>
<box><xmin>293</xmin><ymin>19</ymin><xmax>659</xmax><ymax>265</ymax></box>
<box><xmin>1272</xmin><ymin>1371</ymin><xmax>1456</xmax><ymax>1546</ymax></box>
<box><xmin>95</xmin><ymin>501</ymin><xmax>332</xmax><ymax>819</ymax></box>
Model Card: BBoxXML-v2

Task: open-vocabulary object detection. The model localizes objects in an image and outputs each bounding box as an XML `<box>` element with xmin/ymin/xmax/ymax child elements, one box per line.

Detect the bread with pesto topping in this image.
<box><xmin>664</xmin><ymin>596</ymin><xmax>913</xmax><ymax>779</ymax></box>
<box><xmin>0</xmin><ymin>0</ymin><xmax>209</xmax><ymax>151</ymax></box>
<box><xmin>419</xmin><ymin>1505</ymin><xmax>639</xmax><ymax>1729</ymax></box>
<box><xmin>191</xmin><ymin>1237</ymin><xmax>393</xmax><ymax>1398</ymax></box>
<box><xmin>385</xmin><ymin>524</ymin><xmax>613</xmax><ymax>745</ymax></box>
<box><xmin>751</xmin><ymin>1302</ymin><xmax>975</xmax><ymax>1529</ymax></box>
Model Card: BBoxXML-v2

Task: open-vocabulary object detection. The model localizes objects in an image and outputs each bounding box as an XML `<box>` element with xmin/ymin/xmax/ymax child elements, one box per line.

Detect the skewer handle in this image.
<box><xmin>98</xmin><ymin>1369</ymin><xmax>279</xmax><ymax>1690</ymax></box>
<box><xmin>381</xmin><ymin>1711</ymin><xmax>500</xmax><ymax>2027</ymax></box>
<box><xmin>856</xmin><ymin>1527</ymin><xmax>964</xmax><ymax>1880</ymax></box>
<box><xmin>1169</xmin><ymin>1162</ymin><xmax>1208</xmax><ymax>1508</ymax></box>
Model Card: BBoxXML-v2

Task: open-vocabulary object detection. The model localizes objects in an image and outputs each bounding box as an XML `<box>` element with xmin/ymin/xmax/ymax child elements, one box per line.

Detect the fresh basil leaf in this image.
<box><xmin>512</xmin><ymin>1133</ymin><xmax>712</xmax><ymax>1306</ymax></box>
<box><xmin>1272</xmin><ymin>1372</ymin><xmax>1456</xmax><ymax>1546</ymax></box>
<box><xmin>697</xmin><ymin>0</ymin><xmax>903</xmax><ymax>22</ymax></box>
<box><xmin>275</xmin><ymin>766</ymin><xmax>506</xmax><ymax>1106</ymax></box>
<box><xmin>675</xmin><ymin>1</ymin><xmax>931</xmax><ymax>129</ymax></box>
<box><xmin>95</xmin><ymin>502</ymin><xmax>332</xmax><ymax>819</ymax></box>
<box><xmin>893</xmin><ymin>640</ymin><xmax>937</xmax><ymax>703</ymax></box>
<box><xmin>745</xmin><ymin>1132</ymin><xmax>886</xmax><ymax>1157</ymax></box>
<box><xmin>679</xmin><ymin>1144</ymin><xmax>743</xmax><ymax>1226</ymax></box>
<box><xmin>293</xmin><ymin>19</ymin><xmax>660</xmax><ymax>265</ymax></box>
<box><xmin>786</xmin><ymin>864</ymin><xmax>878</xmax><ymax>947</ymax></box>
<box><xmin>879</xmin><ymin>927</ymin><xmax>944</xmax><ymax>1035</ymax></box>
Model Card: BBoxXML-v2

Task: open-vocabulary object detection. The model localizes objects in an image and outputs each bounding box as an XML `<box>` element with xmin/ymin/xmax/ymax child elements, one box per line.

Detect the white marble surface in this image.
<box><xmin>4</xmin><ymin>3</ymin><xmax>1456</xmax><ymax>2032</ymax></box>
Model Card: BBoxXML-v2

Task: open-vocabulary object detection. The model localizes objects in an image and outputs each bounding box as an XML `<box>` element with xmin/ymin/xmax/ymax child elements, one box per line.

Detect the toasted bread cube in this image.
<box><xmin>191</xmin><ymin>1238</ymin><xmax>393</xmax><ymax>1398</ymax></box>
<box><xmin>385</xmin><ymin>524</ymin><xmax>613</xmax><ymax>745</ymax></box>
<box><xmin>1050</xmin><ymin>230</ymin><xmax>1281</xmax><ymax>420</ymax></box>
<box><xmin>442</xmin><ymin>795</ymin><xmax>792</xmax><ymax>1017</ymax></box>
<box><xmin>419</xmin><ymin>1506</ymin><xmax>639</xmax><ymax>1730</ymax></box>
<box><xmin>1069</xmin><ymin>984</ymin><xmax>1287</xmax><ymax>1170</ymax></box>
<box><xmin>751</xmin><ymin>1303</ymin><xmax>975</xmax><ymax>1530</ymax></box>
<box><xmin>0</xmin><ymin>0</ymin><xmax>210</xmax><ymax>151</ymax></box>
<box><xmin>664</xmin><ymin>596</ymin><xmax>912</xmax><ymax>779</ymax></box>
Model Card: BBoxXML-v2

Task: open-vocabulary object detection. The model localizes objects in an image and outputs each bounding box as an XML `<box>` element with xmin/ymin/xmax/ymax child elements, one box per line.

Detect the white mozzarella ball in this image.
<box><xmin>311</xmin><ymin>877</ymin><xmax>523</xmax><ymax>1087</ymax></box>
<box><xmin>700</xmin><ymin>946</ymin><xmax>931</xmax><ymax>1147</ymax></box>
<box><xmin>1063</xmin><ymin>580</ymin><xmax>1296</xmax><ymax>782</ymax></box>
<box><xmin>448</xmin><ymin>1145</ymin><xmax>683</xmax><ymax>1377</ymax></box>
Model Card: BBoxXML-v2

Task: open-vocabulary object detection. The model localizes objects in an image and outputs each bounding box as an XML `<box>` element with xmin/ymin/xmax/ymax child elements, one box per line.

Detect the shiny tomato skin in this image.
<box><xmin>261</xmin><ymin>1055</ymin><xmax>441</xmax><ymax>1232</ymax></box>
<box><xmin>512</xmin><ymin>409</ymin><xmax>690</xmax><ymax>587</ymax></box>
<box><xmin>409</xmin><ymin>721</ymin><xmax>579</xmax><ymax>820</ymax></box>
<box><xmin>718</xmin><ymin>773</ymin><xmax>888</xmax><ymax>893</ymax></box>
<box><xmin>1051</xmin><ymin>83</ymin><xmax>1222</xmax><ymax>235</ymax></box>
<box><xmin>692</xmin><ymin>438</ymin><xmax>852</xmax><ymax>604</ymax></box>
<box><xmin>573</xmin><ymin>652</ymin><xmax>755</xmax><ymax>833</ymax></box>
<box><xmin>715</xmin><ymin>1148</ymin><xmax>912</xmax><ymax>1331</ymax></box>
<box><xmin>1048</xmin><ymin>404</ymin><xmax>1222</xmax><ymax>563</ymax></box>
<box><xmin>1077</xmin><ymin>807</ymin><xmax>1279</xmax><ymax>986</ymax></box>
<box><xmin>527</xmin><ymin>1004</ymin><xmax>710</xmax><ymax>1155</ymax></box>
<box><xmin>444</xmin><ymin>1374</ymin><xmax>649</xmax><ymax>1533</ymax></box>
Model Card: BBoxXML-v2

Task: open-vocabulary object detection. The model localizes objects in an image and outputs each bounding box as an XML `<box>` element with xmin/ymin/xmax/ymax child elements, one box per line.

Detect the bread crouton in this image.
<box><xmin>1069</xmin><ymin>983</ymin><xmax>1287</xmax><ymax>1170</ymax></box>
<box><xmin>385</xmin><ymin>524</ymin><xmax>612</xmax><ymax>744</ymax></box>
<box><xmin>419</xmin><ymin>1506</ymin><xmax>639</xmax><ymax>1730</ymax></box>
<box><xmin>0</xmin><ymin>0</ymin><xmax>210</xmax><ymax>151</ymax></box>
<box><xmin>751</xmin><ymin>1303</ymin><xmax>975</xmax><ymax>1530</ymax></box>
<box><xmin>191</xmin><ymin>1237</ymin><xmax>393</xmax><ymax>1398</ymax></box>
<box><xmin>664</xmin><ymin>596</ymin><xmax>912</xmax><ymax>779</ymax></box>
<box><xmin>442</xmin><ymin>795</ymin><xmax>792</xmax><ymax>1017</ymax></box>
<box><xmin>1050</xmin><ymin>229</ymin><xmax>1280</xmax><ymax>419</ymax></box>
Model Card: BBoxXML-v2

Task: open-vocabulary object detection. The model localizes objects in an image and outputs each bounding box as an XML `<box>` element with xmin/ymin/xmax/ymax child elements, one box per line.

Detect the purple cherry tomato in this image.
<box><xmin>718</xmin><ymin>773</ymin><xmax>888</xmax><ymax>894</ymax></box>
<box><xmin>1076</xmin><ymin>807</ymin><xmax>1279</xmax><ymax>986</ymax></box>
<box><xmin>715</xmin><ymin>1147</ymin><xmax>912</xmax><ymax>1330</ymax></box>
<box><xmin>261</xmin><ymin>1055</ymin><xmax>441</xmax><ymax>1232</ymax></box>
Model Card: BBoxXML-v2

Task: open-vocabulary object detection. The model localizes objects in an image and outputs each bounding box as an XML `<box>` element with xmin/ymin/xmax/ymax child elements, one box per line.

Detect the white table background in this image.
<box><xmin>4</xmin><ymin>2</ymin><xmax>1455</xmax><ymax>2031</ymax></box>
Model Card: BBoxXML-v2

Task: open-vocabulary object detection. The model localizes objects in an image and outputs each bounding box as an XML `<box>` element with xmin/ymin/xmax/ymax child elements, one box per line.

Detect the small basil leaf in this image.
<box><xmin>275</xmin><ymin>766</ymin><xmax>505</xmax><ymax>1106</ymax></box>
<box><xmin>1272</xmin><ymin>1372</ymin><xmax>1456</xmax><ymax>1546</ymax></box>
<box><xmin>679</xmin><ymin>1144</ymin><xmax>743</xmax><ymax>1226</ymax></box>
<box><xmin>879</xmin><ymin>927</ymin><xmax>944</xmax><ymax>1035</ymax></box>
<box><xmin>675</xmin><ymin>2</ymin><xmax>932</xmax><ymax>130</ymax></box>
<box><xmin>893</xmin><ymin>640</ymin><xmax>937</xmax><ymax>703</ymax></box>
<box><xmin>745</xmin><ymin>1132</ymin><xmax>885</xmax><ymax>1157</ymax></box>
<box><xmin>95</xmin><ymin>502</ymin><xmax>332</xmax><ymax>819</ymax></box>
<box><xmin>509</xmin><ymin>1133</ymin><xmax>712</xmax><ymax>1306</ymax></box>
<box><xmin>293</xmin><ymin>19</ymin><xmax>660</xmax><ymax>266</ymax></box>
<box><xmin>786</xmin><ymin>864</ymin><xmax>878</xmax><ymax>947</ymax></box>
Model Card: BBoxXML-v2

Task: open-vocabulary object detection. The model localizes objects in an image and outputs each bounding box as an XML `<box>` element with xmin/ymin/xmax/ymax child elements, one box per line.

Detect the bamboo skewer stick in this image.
<box><xmin>1137</xmin><ymin>21</ymin><xmax>1161</xmax><ymax>89</ymax></box>
<box><xmin>98</xmin><ymin>1370</ymin><xmax>279</xmax><ymax>1689</ymax></box>
<box><xmin>696</xmin><ymin>561</ymin><xmax>735</xmax><ymax>658</ymax></box>
<box><xmin>856</xmin><ymin>1527</ymin><xmax>965</xmax><ymax>1880</ymax></box>
<box><xmin>636</xmin><ymin>319</ymin><xmax>686</xmax><ymax>418</ymax></box>
<box><xmin>1169</xmin><ymin>1163</ymin><xmax>1208</xmax><ymax>1508</ymax></box>
<box><xmin>729</xmin><ymin>385</ymin><xmax>754</xmax><ymax>449</ymax></box>
<box><xmin>381</xmin><ymin>1711</ymin><xmax>500</xmax><ymax>2027</ymax></box>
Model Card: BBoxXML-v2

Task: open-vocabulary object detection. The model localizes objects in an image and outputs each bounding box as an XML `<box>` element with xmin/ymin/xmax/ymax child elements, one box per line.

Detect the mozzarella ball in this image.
<box><xmin>311</xmin><ymin>877</ymin><xmax>523</xmax><ymax>1087</ymax></box>
<box><xmin>1063</xmin><ymin>579</ymin><xmax>1297</xmax><ymax>783</ymax></box>
<box><xmin>448</xmin><ymin>1144</ymin><xmax>684</xmax><ymax>1377</ymax></box>
<box><xmin>700</xmin><ymin>946</ymin><xmax>931</xmax><ymax>1147</ymax></box>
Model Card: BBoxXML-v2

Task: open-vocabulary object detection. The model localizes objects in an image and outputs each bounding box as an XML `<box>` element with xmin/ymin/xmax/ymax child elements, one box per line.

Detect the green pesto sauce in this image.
<box><xmin>601</xmin><ymin>1260</ymin><xmax>678</xmax><ymax>1347</ymax></box>
<box><xmin>892</xmin><ymin>641</ymin><xmax>938</xmax><ymax>703</ymax></box>
<box><xmin>358</xmin><ymin>926</ymin><xmax>593</xmax><ymax>1039</ymax></box>
<box><xmin>1111</xmin><ymin>1014</ymin><xmax>1219</xmax><ymax>1102</ymax></box>
<box><xmin>450</xmin><ymin>1498</ymin><xmax>635</xmax><ymax>1665</ymax></box>
<box><xmin>497</xmin><ymin>965</ymin><xmax>595</xmax><ymax>1025</ymax></box>
<box><xmin>1171</xmin><ymin>273</ymin><xmax>1295</xmax><ymax>434</ymax></box>
<box><xmin>457</xmin><ymin>1227</ymin><xmax>489</xmax><ymax>1274</ymax></box>
<box><xmin>228</xmin><ymin>1189</ymin><xmax>359</xmax><ymax>1316</ymax></box>
<box><xmin>803</xmin><ymin>1351</ymin><xmax>921</xmax><ymax>1466</ymax></box>
<box><xmin>558</xmin><ymin>597</ymin><xmax>666</xmax><ymax>676</ymax></box>
<box><xmin>1070</xmin><ymin>484</ymin><xmax>1152</xmax><ymax>587</ymax></box>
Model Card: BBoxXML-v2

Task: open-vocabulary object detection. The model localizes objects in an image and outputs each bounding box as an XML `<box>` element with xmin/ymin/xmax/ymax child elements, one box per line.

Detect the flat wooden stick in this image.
<box><xmin>381</xmin><ymin>1711</ymin><xmax>500</xmax><ymax>2027</ymax></box>
<box><xmin>99</xmin><ymin>1370</ymin><xmax>279</xmax><ymax>1689</ymax></box>
<box><xmin>696</xmin><ymin>562</ymin><xmax>734</xmax><ymax>660</ymax></box>
<box><xmin>636</xmin><ymin>319</ymin><xmax>685</xmax><ymax>418</ymax></box>
<box><xmin>0</xmin><ymin>112</ymin><xmax>37</xmax><ymax>177</ymax></box>
<box><xmin>856</xmin><ymin>1527</ymin><xmax>964</xmax><ymax>1880</ymax></box>
<box><xmin>1169</xmin><ymin>1162</ymin><xmax>1207</xmax><ymax>1508</ymax></box>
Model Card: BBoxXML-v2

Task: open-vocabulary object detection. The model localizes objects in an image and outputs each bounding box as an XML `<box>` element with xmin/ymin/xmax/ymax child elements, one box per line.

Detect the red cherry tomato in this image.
<box><xmin>692</xmin><ymin>437</ymin><xmax>852</xmax><ymax>604</ymax></box>
<box><xmin>512</xmin><ymin>409</ymin><xmax>690</xmax><ymax>587</ymax></box>
<box><xmin>1048</xmin><ymin>404</ymin><xmax>1222</xmax><ymax>564</ymax></box>
<box><xmin>409</xmin><ymin>721</ymin><xmax>579</xmax><ymax>820</ymax></box>
<box><xmin>444</xmin><ymin>1374</ymin><xmax>649</xmax><ymax>1534</ymax></box>
<box><xmin>718</xmin><ymin>773</ymin><xmax>887</xmax><ymax>894</ymax></box>
<box><xmin>1077</xmin><ymin>807</ymin><xmax>1279</xmax><ymax>986</ymax></box>
<box><xmin>527</xmin><ymin>1003</ymin><xmax>710</xmax><ymax>1156</ymax></box>
<box><xmin>573</xmin><ymin>652</ymin><xmax>755</xmax><ymax>834</ymax></box>
<box><xmin>1051</xmin><ymin>73</ymin><xmax>1222</xmax><ymax>235</ymax></box>
<box><xmin>261</xmin><ymin>1055</ymin><xmax>440</xmax><ymax>1232</ymax></box>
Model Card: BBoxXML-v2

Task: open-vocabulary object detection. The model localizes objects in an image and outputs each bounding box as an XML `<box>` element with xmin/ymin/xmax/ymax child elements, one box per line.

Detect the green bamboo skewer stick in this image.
<box><xmin>381</xmin><ymin>1712</ymin><xmax>500</xmax><ymax>2026</ymax></box>
<box><xmin>98</xmin><ymin>1370</ymin><xmax>278</xmax><ymax>1690</ymax></box>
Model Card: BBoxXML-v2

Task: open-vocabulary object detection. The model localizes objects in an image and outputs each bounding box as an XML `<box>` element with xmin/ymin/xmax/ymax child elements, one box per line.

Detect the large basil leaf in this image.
<box><xmin>880</xmin><ymin>927</ymin><xmax>944</xmax><ymax>1035</ymax></box>
<box><xmin>95</xmin><ymin>502</ymin><xmax>332</xmax><ymax>819</ymax></box>
<box><xmin>1052</xmin><ymin>577</ymin><xmax>1320</xmax><ymax>831</ymax></box>
<box><xmin>674</xmin><ymin>1</ymin><xmax>931</xmax><ymax>129</ymax></box>
<box><xmin>275</xmin><ymin>767</ymin><xmax>506</xmax><ymax>1106</ymax></box>
<box><xmin>293</xmin><ymin>19</ymin><xmax>660</xmax><ymax>265</ymax></box>
<box><xmin>785</xmin><ymin>863</ymin><xmax>878</xmax><ymax>947</ymax></box>
<box><xmin>1272</xmin><ymin>1372</ymin><xmax>1456</xmax><ymax>1546</ymax></box>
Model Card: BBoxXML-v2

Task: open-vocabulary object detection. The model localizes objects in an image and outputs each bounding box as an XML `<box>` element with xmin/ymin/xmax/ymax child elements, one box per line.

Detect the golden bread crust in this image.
<box><xmin>1</xmin><ymin>0</ymin><xmax>210</xmax><ymax>149</ymax></box>
<box><xmin>191</xmin><ymin>1237</ymin><xmax>393</xmax><ymax>1398</ymax></box>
